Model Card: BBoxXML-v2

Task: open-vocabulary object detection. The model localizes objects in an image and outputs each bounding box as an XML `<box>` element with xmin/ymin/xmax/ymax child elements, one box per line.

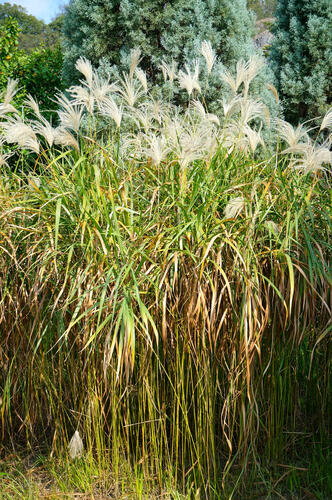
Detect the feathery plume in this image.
<box><xmin>32</xmin><ymin>118</ymin><xmax>57</xmax><ymax>147</ymax></box>
<box><xmin>24</xmin><ymin>95</ymin><xmax>41</xmax><ymax>117</ymax></box>
<box><xmin>99</xmin><ymin>97</ymin><xmax>123</xmax><ymax>128</ymax></box>
<box><xmin>76</xmin><ymin>57</ymin><xmax>94</xmax><ymax>87</ymax></box>
<box><xmin>221</xmin><ymin>96</ymin><xmax>241</xmax><ymax>119</ymax></box>
<box><xmin>287</xmin><ymin>143</ymin><xmax>332</xmax><ymax>173</ymax></box>
<box><xmin>2</xmin><ymin>116</ymin><xmax>39</xmax><ymax>153</ymax></box>
<box><xmin>0</xmin><ymin>79</ymin><xmax>19</xmax><ymax>115</ymax></box>
<box><xmin>277</xmin><ymin>120</ymin><xmax>310</xmax><ymax>149</ymax></box>
<box><xmin>68</xmin><ymin>430</ymin><xmax>84</xmax><ymax>459</ymax></box>
<box><xmin>142</xmin><ymin>134</ymin><xmax>169</xmax><ymax>166</ymax></box>
<box><xmin>92</xmin><ymin>78</ymin><xmax>119</xmax><ymax>107</ymax></box>
<box><xmin>159</xmin><ymin>59</ymin><xmax>177</xmax><ymax>84</ymax></box>
<box><xmin>239</xmin><ymin>98</ymin><xmax>266</xmax><ymax>126</ymax></box>
<box><xmin>70</xmin><ymin>85</ymin><xmax>95</xmax><ymax>113</ymax></box>
<box><xmin>55</xmin><ymin>127</ymin><xmax>80</xmax><ymax>151</ymax></box>
<box><xmin>220</xmin><ymin>67</ymin><xmax>239</xmax><ymax>93</ymax></box>
<box><xmin>129</xmin><ymin>48</ymin><xmax>142</xmax><ymax>79</ymax></box>
<box><xmin>243</xmin><ymin>56</ymin><xmax>264</xmax><ymax>96</ymax></box>
<box><xmin>224</xmin><ymin>196</ymin><xmax>245</xmax><ymax>219</ymax></box>
<box><xmin>118</xmin><ymin>74</ymin><xmax>145</xmax><ymax>107</ymax></box>
<box><xmin>267</xmin><ymin>83</ymin><xmax>280</xmax><ymax>105</ymax></box>
<box><xmin>56</xmin><ymin>94</ymin><xmax>83</xmax><ymax>132</ymax></box>
<box><xmin>178</xmin><ymin>61</ymin><xmax>201</xmax><ymax>97</ymax></box>
<box><xmin>201</xmin><ymin>40</ymin><xmax>216</xmax><ymax>75</ymax></box>
<box><xmin>320</xmin><ymin>108</ymin><xmax>332</xmax><ymax>131</ymax></box>
<box><xmin>243</xmin><ymin>125</ymin><xmax>264</xmax><ymax>153</ymax></box>
<box><xmin>135</xmin><ymin>68</ymin><xmax>148</xmax><ymax>92</ymax></box>
<box><xmin>0</xmin><ymin>137</ymin><xmax>12</xmax><ymax>167</ymax></box>
<box><xmin>130</xmin><ymin>108</ymin><xmax>154</xmax><ymax>131</ymax></box>
<box><xmin>191</xmin><ymin>100</ymin><xmax>220</xmax><ymax>126</ymax></box>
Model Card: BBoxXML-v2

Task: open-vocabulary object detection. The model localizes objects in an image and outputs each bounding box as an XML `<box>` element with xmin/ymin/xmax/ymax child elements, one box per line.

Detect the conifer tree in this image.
<box><xmin>62</xmin><ymin>0</ymin><xmax>256</xmax><ymax>85</ymax></box>
<box><xmin>270</xmin><ymin>0</ymin><xmax>332</xmax><ymax>123</ymax></box>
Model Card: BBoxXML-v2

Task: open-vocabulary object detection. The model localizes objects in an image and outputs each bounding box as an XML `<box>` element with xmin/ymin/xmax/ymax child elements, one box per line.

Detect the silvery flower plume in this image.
<box><xmin>239</xmin><ymin>98</ymin><xmax>267</xmax><ymax>126</ymax></box>
<box><xmin>54</xmin><ymin>127</ymin><xmax>80</xmax><ymax>151</ymax></box>
<box><xmin>92</xmin><ymin>77</ymin><xmax>119</xmax><ymax>107</ymax></box>
<box><xmin>267</xmin><ymin>83</ymin><xmax>280</xmax><ymax>105</ymax></box>
<box><xmin>69</xmin><ymin>85</ymin><xmax>95</xmax><ymax>114</ymax></box>
<box><xmin>170</xmin><ymin>118</ymin><xmax>217</xmax><ymax>167</ymax></box>
<box><xmin>320</xmin><ymin>108</ymin><xmax>332</xmax><ymax>131</ymax></box>
<box><xmin>159</xmin><ymin>59</ymin><xmax>177</xmax><ymax>84</ymax></box>
<box><xmin>243</xmin><ymin>56</ymin><xmax>265</xmax><ymax>97</ymax></box>
<box><xmin>117</xmin><ymin>73</ymin><xmax>145</xmax><ymax>108</ymax></box>
<box><xmin>129</xmin><ymin>48</ymin><xmax>142</xmax><ymax>79</ymax></box>
<box><xmin>201</xmin><ymin>40</ymin><xmax>216</xmax><ymax>75</ymax></box>
<box><xmin>243</xmin><ymin>125</ymin><xmax>264</xmax><ymax>154</ymax></box>
<box><xmin>68</xmin><ymin>430</ymin><xmax>84</xmax><ymax>459</ymax></box>
<box><xmin>25</xmin><ymin>99</ymin><xmax>58</xmax><ymax>149</ymax></box>
<box><xmin>221</xmin><ymin>96</ymin><xmax>241</xmax><ymax>120</ymax></box>
<box><xmin>71</xmin><ymin>58</ymin><xmax>116</xmax><ymax>111</ymax></box>
<box><xmin>130</xmin><ymin>107</ymin><xmax>154</xmax><ymax>132</ymax></box>
<box><xmin>224</xmin><ymin>196</ymin><xmax>245</xmax><ymax>219</ymax></box>
<box><xmin>121</xmin><ymin>131</ymin><xmax>144</xmax><ymax>159</ymax></box>
<box><xmin>2</xmin><ymin>116</ymin><xmax>39</xmax><ymax>153</ymax></box>
<box><xmin>0</xmin><ymin>152</ymin><xmax>11</xmax><ymax>167</ymax></box>
<box><xmin>191</xmin><ymin>99</ymin><xmax>220</xmax><ymax>126</ymax></box>
<box><xmin>0</xmin><ymin>79</ymin><xmax>19</xmax><ymax>115</ymax></box>
<box><xmin>32</xmin><ymin>116</ymin><xmax>57</xmax><ymax>148</ymax></box>
<box><xmin>277</xmin><ymin>120</ymin><xmax>310</xmax><ymax>149</ymax></box>
<box><xmin>56</xmin><ymin>94</ymin><xmax>83</xmax><ymax>132</ymax></box>
<box><xmin>286</xmin><ymin>143</ymin><xmax>332</xmax><ymax>173</ymax></box>
<box><xmin>135</xmin><ymin>68</ymin><xmax>148</xmax><ymax>92</ymax></box>
<box><xmin>99</xmin><ymin>96</ymin><xmax>123</xmax><ymax>128</ymax></box>
<box><xmin>23</xmin><ymin>95</ymin><xmax>43</xmax><ymax>118</ymax></box>
<box><xmin>264</xmin><ymin>220</ymin><xmax>280</xmax><ymax>236</ymax></box>
<box><xmin>220</xmin><ymin>60</ymin><xmax>247</xmax><ymax>94</ymax></box>
<box><xmin>144</xmin><ymin>98</ymin><xmax>169</xmax><ymax>126</ymax></box>
<box><xmin>178</xmin><ymin>61</ymin><xmax>201</xmax><ymax>97</ymax></box>
<box><xmin>76</xmin><ymin>57</ymin><xmax>94</xmax><ymax>88</ymax></box>
<box><xmin>142</xmin><ymin>134</ymin><xmax>169</xmax><ymax>166</ymax></box>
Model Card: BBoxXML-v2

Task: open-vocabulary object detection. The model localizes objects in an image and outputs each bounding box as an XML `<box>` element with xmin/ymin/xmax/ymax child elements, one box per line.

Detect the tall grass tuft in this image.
<box><xmin>0</xmin><ymin>43</ymin><xmax>331</xmax><ymax>498</ymax></box>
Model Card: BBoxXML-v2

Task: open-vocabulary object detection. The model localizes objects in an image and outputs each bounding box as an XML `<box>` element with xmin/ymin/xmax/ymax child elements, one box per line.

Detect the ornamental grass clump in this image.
<box><xmin>0</xmin><ymin>43</ymin><xmax>331</xmax><ymax>498</ymax></box>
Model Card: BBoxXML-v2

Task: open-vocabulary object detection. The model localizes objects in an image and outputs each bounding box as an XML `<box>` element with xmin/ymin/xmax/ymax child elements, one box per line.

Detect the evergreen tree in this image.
<box><xmin>62</xmin><ymin>0</ymin><xmax>256</xmax><ymax>86</ymax></box>
<box><xmin>270</xmin><ymin>0</ymin><xmax>332</xmax><ymax>123</ymax></box>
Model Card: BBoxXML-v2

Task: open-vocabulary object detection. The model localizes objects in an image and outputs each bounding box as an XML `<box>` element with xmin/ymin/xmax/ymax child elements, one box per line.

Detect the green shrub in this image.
<box><xmin>62</xmin><ymin>0</ymin><xmax>277</xmax><ymax>113</ymax></box>
<box><xmin>0</xmin><ymin>17</ymin><xmax>21</xmax><ymax>89</ymax></box>
<box><xmin>14</xmin><ymin>45</ymin><xmax>64</xmax><ymax>113</ymax></box>
<box><xmin>270</xmin><ymin>0</ymin><xmax>332</xmax><ymax>123</ymax></box>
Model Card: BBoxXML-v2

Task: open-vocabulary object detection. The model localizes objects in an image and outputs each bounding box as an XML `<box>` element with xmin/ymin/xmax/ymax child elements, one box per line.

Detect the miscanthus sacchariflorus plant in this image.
<box><xmin>0</xmin><ymin>44</ymin><xmax>331</xmax><ymax>498</ymax></box>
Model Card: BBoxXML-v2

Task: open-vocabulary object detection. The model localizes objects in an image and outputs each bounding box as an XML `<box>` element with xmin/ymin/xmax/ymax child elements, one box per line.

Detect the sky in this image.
<box><xmin>1</xmin><ymin>0</ymin><xmax>65</xmax><ymax>23</ymax></box>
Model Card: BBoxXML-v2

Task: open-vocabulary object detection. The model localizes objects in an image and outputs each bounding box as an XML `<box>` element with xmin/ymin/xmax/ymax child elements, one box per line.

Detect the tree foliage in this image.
<box><xmin>0</xmin><ymin>3</ymin><xmax>64</xmax><ymax>51</ymax></box>
<box><xmin>16</xmin><ymin>46</ymin><xmax>64</xmax><ymax>112</ymax></box>
<box><xmin>61</xmin><ymin>0</ymin><xmax>279</xmax><ymax>114</ymax></box>
<box><xmin>0</xmin><ymin>17</ymin><xmax>21</xmax><ymax>89</ymax></box>
<box><xmin>0</xmin><ymin>15</ymin><xmax>64</xmax><ymax>114</ymax></box>
<box><xmin>248</xmin><ymin>0</ymin><xmax>277</xmax><ymax>19</ymax></box>
<box><xmin>62</xmin><ymin>0</ymin><xmax>256</xmax><ymax>85</ymax></box>
<box><xmin>270</xmin><ymin>0</ymin><xmax>332</xmax><ymax>122</ymax></box>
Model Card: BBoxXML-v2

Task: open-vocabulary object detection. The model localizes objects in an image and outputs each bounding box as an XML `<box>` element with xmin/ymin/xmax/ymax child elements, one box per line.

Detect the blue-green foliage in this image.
<box><xmin>62</xmin><ymin>1</ymin><xmax>278</xmax><ymax>115</ymax></box>
<box><xmin>63</xmin><ymin>0</ymin><xmax>255</xmax><ymax>83</ymax></box>
<box><xmin>270</xmin><ymin>0</ymin><xmax>332</xmax><ymax>123</ymax></box>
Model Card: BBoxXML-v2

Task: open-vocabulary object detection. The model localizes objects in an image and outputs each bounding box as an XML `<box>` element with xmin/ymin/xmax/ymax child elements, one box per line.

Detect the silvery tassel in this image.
<box><xmin>68</xmin><ymin>430</ymin><xmax>84</xmax><ymax>459</ymax></box>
